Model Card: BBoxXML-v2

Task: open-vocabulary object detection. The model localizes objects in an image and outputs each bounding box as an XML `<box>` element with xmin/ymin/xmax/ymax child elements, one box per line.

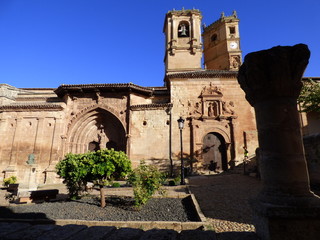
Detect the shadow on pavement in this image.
<box><xmin>0</xmin><ymin>206</ymin><xmax>55</xmax><ymax>223</ymax></box>
<box><xmin>188</xmin><ymin>173</ymin><xmax>262</xmax><ymax>225</ymax></box>
<box><xmin>216</xmin><ymin>231</ymin><xmax>258</xmax><ymax>240</ymax></box>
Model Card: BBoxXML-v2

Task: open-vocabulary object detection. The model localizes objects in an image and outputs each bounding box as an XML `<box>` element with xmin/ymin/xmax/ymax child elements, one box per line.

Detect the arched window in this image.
<box><xmin>178</xmin><ymin>22</ymin><xmax>190</xmax><ymax>37</ymax></box>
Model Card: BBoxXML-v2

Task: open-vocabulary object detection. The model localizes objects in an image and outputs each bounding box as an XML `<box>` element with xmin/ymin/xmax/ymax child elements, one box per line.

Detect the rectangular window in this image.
<box><xmin>229</xmin><ymin>26</ymin><xmax>236</xmax><ymax>34</ymax></box>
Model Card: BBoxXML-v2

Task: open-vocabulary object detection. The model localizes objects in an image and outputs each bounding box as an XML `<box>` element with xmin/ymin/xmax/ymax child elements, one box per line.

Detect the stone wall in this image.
<box><xmin>168</xmin><ymin>73</ymin><xmax>258</xmax><ymax>172</ymax></box>
<box><xmin>303</xmin><ymin>134</ymin><xmax>320</xmax><ymax>187</ymax></box>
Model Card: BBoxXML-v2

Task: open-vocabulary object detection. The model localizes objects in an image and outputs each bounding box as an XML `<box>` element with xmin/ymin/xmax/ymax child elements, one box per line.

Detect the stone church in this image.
<box><xmin>0</xmin><ymin>9</ymin><xmax>260</xmax><ymax>185</ymax></box>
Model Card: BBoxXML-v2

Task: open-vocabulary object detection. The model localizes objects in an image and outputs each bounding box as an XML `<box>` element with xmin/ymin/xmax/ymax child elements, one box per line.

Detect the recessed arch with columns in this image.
<box><xmin>66</xmin><ymin>106</ymin><xmax>126</xmax><ymax>154</ymax></box>
<box><xmin>202</xmin><ymin>126</ymin><xmax>231</xmax><ymax>144</ymax></box>
<box><xmin>191</xmin><ymin>124</ymin><xmax>233</xmax><ymax>172</ymax></box>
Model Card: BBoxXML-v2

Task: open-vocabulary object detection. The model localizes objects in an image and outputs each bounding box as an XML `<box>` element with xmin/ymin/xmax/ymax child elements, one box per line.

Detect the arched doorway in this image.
<box><xmin>67</xmin><ymin>108</ymin><xmax>126</xmax><ymax>154</ymax></box>
<box><xmin>202</xmin><ymin>132</ymin><xmax>228</xmax><ymax>172</ymax></box>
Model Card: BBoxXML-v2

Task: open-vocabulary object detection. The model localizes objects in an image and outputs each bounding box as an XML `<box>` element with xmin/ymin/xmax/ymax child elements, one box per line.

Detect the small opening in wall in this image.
<box><xmin>211</xmin><ymin>34</ymin><xmax>217</xmax><ymax>42</ymax></box>
<box><xmin>229</xmin><ymin>26</ymin><xmax>236</xmax><ymax>34</ymax></box>
<box><xmin>178</xmin><ymin>21</ymin><xmax>190</xmax><ymax>37</ymax></box>
<box><xmin>48</xmin><ymin>123</ymin><xmax>52</xmax><ymax>127</ymax></box>
<box><xmin>143</xmin><ymin>120</ymin><xmax>147</xmax><ymax>126</ymax></box>
<box><xmin>166</xmin><ymin>120</ymin><xmax>170</xmax><ymax>125</ymax></box>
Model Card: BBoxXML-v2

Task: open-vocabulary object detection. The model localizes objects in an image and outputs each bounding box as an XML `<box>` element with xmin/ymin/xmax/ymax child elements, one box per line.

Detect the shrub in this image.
<box><xmin>3</xmin><ymin>176</ymin><xmax>17</xmax><ymax>187</ymax></box>
<box><xmin>128</xmin><ymin>161</ymin><xmax>165</xmax><ymax>207</ymax></box>
<box><xmin>111</xmin><ymin>182</ymin><xmax>121</xmax><ymax>188</ymax></box>
<box><xmin>56</xmin><ymin>149</ymin><xmax>131</xmax><ymax>206</ymax></box>
<box><xmin>298</xmin><ymin>78</ymin><xmax>320</xmax><ymax>112</ymax></box>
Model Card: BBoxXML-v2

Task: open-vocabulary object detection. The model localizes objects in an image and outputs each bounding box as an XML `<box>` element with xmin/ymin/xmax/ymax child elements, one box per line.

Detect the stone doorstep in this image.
<box><xmin>0</xmin><ymin>222</ymin><xmax>217</xmax><ymax>240</ymax></box>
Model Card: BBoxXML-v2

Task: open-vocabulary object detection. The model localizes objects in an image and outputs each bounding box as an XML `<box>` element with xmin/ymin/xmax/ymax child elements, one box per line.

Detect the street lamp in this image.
<box><xmin>177</xmin><ymin>117</ymin><xmax>185</xmax><ymax>185</ymax></box>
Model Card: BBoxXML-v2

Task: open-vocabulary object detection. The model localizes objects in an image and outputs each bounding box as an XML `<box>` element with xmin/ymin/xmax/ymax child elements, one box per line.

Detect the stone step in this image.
<box><xmin>0</xmin><ymin>222</ymin><xmax>217</xmax><ymax>240</ymax></box>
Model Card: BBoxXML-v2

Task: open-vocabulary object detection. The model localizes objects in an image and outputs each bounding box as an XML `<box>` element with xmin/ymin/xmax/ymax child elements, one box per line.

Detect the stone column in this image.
<box><xmin>238</xmin><ymin>44</ymin><xmax>320</xmax><ymax>240</ymax></box>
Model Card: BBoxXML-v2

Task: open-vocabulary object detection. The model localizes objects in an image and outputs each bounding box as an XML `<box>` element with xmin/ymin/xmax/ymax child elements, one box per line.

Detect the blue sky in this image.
<box><xmin>0</xmin><ymin>0</ymin><xmax>319</xmax><ymax>88</ymax></box>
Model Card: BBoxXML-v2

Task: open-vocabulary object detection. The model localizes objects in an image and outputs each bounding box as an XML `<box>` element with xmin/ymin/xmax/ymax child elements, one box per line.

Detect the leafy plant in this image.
<box><xmin>56</xmin><ymin>149</ymin><xmax>131</xmax><ymax>207</ymax></box>
<box><xmin>3</xmin><ymin>176</ymin><xmax>17</xmax><ymax>187</ymax></box>
<box><xmin>111</xmin><ymin>182</ymin><xmax>121</xmax><ymax>188</ymax></box>
<box><xmin>128</xmin><ymin>161</ymin><xmax>165</xmax><ymax>207</ymax></box>
<box><xmin>298</xmin><ymin>78</ymin><xmax>320</xmax><ymax>113</ymax></box>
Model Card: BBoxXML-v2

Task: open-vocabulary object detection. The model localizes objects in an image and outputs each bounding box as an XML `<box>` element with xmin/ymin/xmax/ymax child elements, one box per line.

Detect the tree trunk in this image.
<box><xmin>100</xmin><ymin>186</ymin><xmax>106</xmax><ymax>208</ymax></box>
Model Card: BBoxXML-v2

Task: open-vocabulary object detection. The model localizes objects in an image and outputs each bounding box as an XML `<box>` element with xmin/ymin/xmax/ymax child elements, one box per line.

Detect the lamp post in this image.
<box><xmin>177</xmin><ymin>117</ymin><xmax>185</xmax><ymax>185</ymax></box>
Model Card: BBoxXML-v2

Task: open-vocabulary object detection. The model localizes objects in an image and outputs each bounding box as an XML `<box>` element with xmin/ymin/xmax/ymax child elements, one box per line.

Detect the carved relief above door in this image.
<box><xmin>188</xmin><ymin>83</ymin><xmax>236</xmax><ymax>120</ymax></box>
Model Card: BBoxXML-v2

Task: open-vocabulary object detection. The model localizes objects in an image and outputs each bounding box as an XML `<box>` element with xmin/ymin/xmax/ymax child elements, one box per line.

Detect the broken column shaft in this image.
<box><xmin>238</xmin><ymin>44</ymin><xmax>320</xmax><ymax>240</ymax></box>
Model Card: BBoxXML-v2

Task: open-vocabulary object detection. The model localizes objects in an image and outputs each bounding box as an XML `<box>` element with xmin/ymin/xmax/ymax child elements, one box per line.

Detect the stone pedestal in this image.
<box><xmin>251</xmin><ymin>201</ymin><xmax>320</xmax><ymax>240</ymax></box>
<box><xmin>19</xmin><ymin>164</ymin><xmax>38</xmax><ymax>192</ymax></box>
<box><xmin>238</xmin><ymin>44</ymin><xmax>320</xmax><ymax>240</ymax></box>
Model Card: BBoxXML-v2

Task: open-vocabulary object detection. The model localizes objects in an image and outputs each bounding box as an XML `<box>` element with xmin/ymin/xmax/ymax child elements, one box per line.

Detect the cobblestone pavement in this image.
<box><xmin>188</xmin><ymin>173</ymin><xmax>262</xmax><ymax>239</ymax></box>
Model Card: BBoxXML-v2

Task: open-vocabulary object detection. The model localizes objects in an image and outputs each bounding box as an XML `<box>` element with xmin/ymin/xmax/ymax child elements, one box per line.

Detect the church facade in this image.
<box><xmin>0</xmin><ymin>10</ymin><xmax>259</xmax><ymax>185</ymax></box>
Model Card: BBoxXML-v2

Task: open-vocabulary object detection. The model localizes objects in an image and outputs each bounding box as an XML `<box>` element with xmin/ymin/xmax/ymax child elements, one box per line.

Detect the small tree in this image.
<box><xmin>128</xmin><ymin>161</ymin><xmax>165</xmax><ymax>207</ymax></box>
<box><xmin>298</xmin><ymin>78</ymin><xmax>320</xmax><ymax>113</ymax></box>
<box><xmin>88</xmin><ymin>149</ymin><xmax>131</xmax><ymax>207</ymax></box>
<box><xmin>56</xmin><ymin>149</ymin><xmax>131</xmax><ymax>207</ymax></box>
<box><xmin>56</xmin><ymin>153</ymin><xmax>89</xmax><ymax>198</ymax></box>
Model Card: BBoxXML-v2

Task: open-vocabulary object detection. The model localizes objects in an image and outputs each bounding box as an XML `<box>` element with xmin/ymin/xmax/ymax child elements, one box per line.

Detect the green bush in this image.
<box><xmin>111</xmin><ymin>182</ymin><xmax>121</xmax><ymax>188</ymax></box>
<box><xmin>298</xmin><ymin>78</ymin><xmax>320</xmax><ymax>112</ymax></box>
<box><xmin>3</xmin><ymin>176</ymin><xmax>17</xmax><ymax>187</ymax></box>
<box><xmin>128</xmin><ymin>161</ymin><xmax>165</xmax><ymax>207</ymax></box>
<box><xmin>56</xmin><ymin>149</ymin><xmax>131</xmax><ymax>205</ymax></box>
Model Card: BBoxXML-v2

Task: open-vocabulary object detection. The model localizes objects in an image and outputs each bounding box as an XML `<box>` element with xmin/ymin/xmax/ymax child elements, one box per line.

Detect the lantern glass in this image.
<box><xmin>177</xmin><ymin>117</ymin><xmax>185</xmax><ymax>130</ymax></box>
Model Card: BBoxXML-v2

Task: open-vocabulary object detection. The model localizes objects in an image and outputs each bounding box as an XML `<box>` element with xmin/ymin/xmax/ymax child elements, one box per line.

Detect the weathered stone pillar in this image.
<box><xmin>238</xmin><ymin>44</ymin><xmax>320</xmax><ymax>240</ymax></box>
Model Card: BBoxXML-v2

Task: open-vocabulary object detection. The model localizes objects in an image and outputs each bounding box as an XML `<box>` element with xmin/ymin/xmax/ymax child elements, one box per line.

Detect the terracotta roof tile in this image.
<box><xmin>166</xmin><ymin>70</ymin><xmax>238</xmax><ymax>79</ymax></box>
<box><xmin>130</xmin><ymin>103</ymin><xmax>172</xmax><ymax>111</ymax></box>
<box><xmin>0</xmin><ymin>103</ymin><xmax>63</xmax><ymax>111</ymax></box>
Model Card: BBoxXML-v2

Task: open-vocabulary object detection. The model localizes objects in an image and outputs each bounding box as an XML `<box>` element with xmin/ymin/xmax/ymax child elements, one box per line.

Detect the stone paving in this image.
<box><xmin>188</xmin><ymin>173</ymin><xmax>262</xmax><ymax>233</ymax></box>
<box><xmin>0</xmin><ymin>172</ymin><xmax>262</xmax><ymax>239</ymax></box>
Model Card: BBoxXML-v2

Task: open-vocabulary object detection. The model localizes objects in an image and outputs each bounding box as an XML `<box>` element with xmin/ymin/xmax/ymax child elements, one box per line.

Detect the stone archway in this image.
<box><xmin>202</xmin><ymin>132</ymin><xmax>228</xmax><ymax>172</ymax></box>
<box><xmin>66</xmin><ymin>108</ymin><xmax>126</xmax><ymax>154</ymax></box>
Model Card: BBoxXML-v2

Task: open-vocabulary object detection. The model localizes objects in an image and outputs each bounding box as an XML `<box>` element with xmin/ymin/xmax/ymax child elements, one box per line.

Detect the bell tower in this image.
<box><xmin>164</xmin><ymin>9</ymin><xmax>203</xmax><ymax>73</ymax></box>
<box><xmin>203</xmin><ymin>11</ymin><xmax>242</xmax><ymax>71</ymax></box>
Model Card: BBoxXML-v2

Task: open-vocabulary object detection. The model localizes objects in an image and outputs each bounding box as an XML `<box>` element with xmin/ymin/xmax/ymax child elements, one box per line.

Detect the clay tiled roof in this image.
<box><xmin>16</xmin><ymin>97</ymin><xmax>62</xmax><ymax>102</ymax></box>
<box><xmin>55</xmin><ymin>83</ymin><xmax>169</xmax><ymax>97</ymax></box>
<box><xmin>165</xmin><ymin>70</ymin><xmax>238</xmax><ymax>80</ymax></box>
<box><xmin>130</xmin><ymin>103</ymin><xmax>173</xmax><ymax>111</ymax></box>
<box><xmin>0</xmin><ymin>103</ymin><xmax>63</xmax><ymax>111</ymax></box>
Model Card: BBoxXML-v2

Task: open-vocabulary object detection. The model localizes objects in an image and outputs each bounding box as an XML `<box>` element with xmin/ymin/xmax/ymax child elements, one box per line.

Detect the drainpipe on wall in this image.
<box><xmin>126</xmin><ymin>91</ymin><xmax>131</xmax><ymax>158</ymax></box>
<box><xmin>167</xmin><ymin>105</ymin><xmax>173</xmax><ymax>177</ymax></box>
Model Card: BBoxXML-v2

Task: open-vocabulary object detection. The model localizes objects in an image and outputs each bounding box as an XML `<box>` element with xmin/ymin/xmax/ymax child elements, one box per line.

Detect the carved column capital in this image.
<box><xmin>238</xmin><ymin>44</ymin><xmax>310</xmax><ymax>106</ymax></box>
